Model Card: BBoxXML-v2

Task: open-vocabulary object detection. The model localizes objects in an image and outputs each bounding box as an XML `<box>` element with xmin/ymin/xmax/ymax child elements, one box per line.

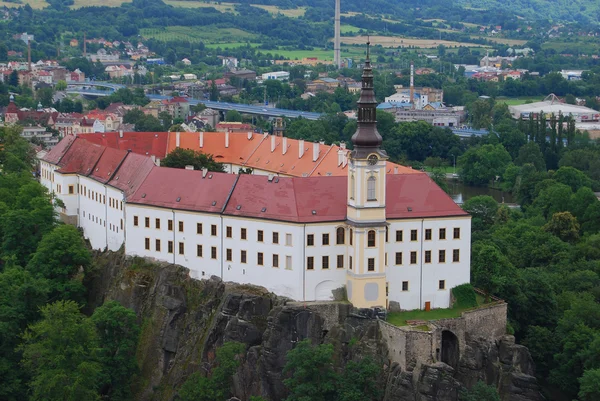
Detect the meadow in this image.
<box><xmin>341</xmin><ymin>35</ymin><xmax>487</xmax><ymax>49</ymax></box>
<box><xmin>140</xmin><ymin>26</ymin><xmax>257</xmax><ymax>44</ymax></box>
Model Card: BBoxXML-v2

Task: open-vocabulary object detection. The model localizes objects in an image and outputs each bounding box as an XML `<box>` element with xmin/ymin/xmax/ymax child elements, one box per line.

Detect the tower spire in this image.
<box><xmin>350</xmin><ymin>38</ymin><xmax>387</xmax><ymax>159</ymax></box>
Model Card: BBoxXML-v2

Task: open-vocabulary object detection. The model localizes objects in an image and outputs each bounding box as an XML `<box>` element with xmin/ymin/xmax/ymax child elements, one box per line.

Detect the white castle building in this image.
<box><xmin>39</xmin><ymin>53</ymin><xmax>471</xmax><ymax>310</ymax></box>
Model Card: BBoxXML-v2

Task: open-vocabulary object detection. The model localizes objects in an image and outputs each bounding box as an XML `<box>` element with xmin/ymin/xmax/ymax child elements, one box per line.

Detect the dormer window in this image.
<box><xmin>367</xmin><ymin>176</ymin><xmax>376</xmax><ymax>201</ymax></box>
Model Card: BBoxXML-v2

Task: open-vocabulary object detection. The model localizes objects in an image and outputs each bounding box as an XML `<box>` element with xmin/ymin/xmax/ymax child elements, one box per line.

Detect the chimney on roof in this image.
<box><xmin>312</xmin><ymin>142</ymin><xmax>319</xmax><ymax>162</ymax></box>
<box><xmin>268</xmin><ymin>174</ymin><xmax>274</xmax><ymax>182</ymax></box>
<box><xmin>394</xmin><ymin>166</ymin><xmax>399</xmax><ymax>174</ymax></box>
<box><xmin>247</xmin><ymin>131</ymin><xmax>252</xmax><ymax>140</ymax></box>
<box><xmin>156</xmin><ymin>158</ymin><xmax>161</xmax><ymax>167</ymax></box>
<box><xmin>337</xmin><ymin>148</ymin><xmax>345</xmax><ymax>166</ymax></box>
<box><xmin>299</xmin><ymin>139</ymin><xmax>305</xmax><ymax>158</ymax></box>
<box><xmin>202</xmin><ymin>168</ymin><xmax>208</xmax><ymax>178</ymax></box>
<box><xmin>185</xmin><ymin>165</ymin><xmax>194</xmax><ymax>170</ymax></box>
<box><xmin>340</xmin><ymin>141</ymin><xmax>346</xmax><ymax>150</ymax></box>
<box><xmin>176</xmin><ymin>131</ymin><xmax>180</xmax><ymax>148</ymax></box>
<box><xmin>151</xmin><ymin>155</ymin><xmax>156</xmax><ymax>163</ymax></box>
<box><xmin>119</xmin><ymin>129</ymin><xmax>123</xmax><ymax>138</ymax></box>
<box><xmin>225</xmin><ymin>130</ymin><xmax>230</xmax><ymax>148</ymax></box>
<box><xmin>199</xmin><ymin>131</ymin><xmax>204</xmax><ymax>148</ymax></box>
<box><xmin>282</xmin><ymin>136</ymin><xmax>288</xmax><ymax>155</ymax></box>
<box><xmin>270</xmin><ymin>134</ymin><xmax>276</xmax><ymax>153</ymax></box>
<box><xmin>263</xmin><ymin>132</ymin><xmax>268</xmax><ymax>139</ymax></box>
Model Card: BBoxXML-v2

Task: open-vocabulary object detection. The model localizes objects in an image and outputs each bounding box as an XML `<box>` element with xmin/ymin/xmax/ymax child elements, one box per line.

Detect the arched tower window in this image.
<box><xmin>368</xmin><ymin>230</ymin><xmax>376</xmax><ymax>247</ymax></box>
<box><xmin>350</xmin><ymin>175</ymin><xmax>355</xmax><ymax>200</ymax></box>
<box><xmin>367</xmin><ymin>176</ymin><xmax>376</xmax><ymax>201</ymax></box>
<box><xmin>336</xmin><ymin>227</ymin><xmax>345</xmax><ymax>245</ymax></box>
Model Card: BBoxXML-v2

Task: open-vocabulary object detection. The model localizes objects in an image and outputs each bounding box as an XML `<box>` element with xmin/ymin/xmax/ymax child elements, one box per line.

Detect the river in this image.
<box><xmin>445</xmin><ymin>180</ymin><xmax>515</xmax><ymax>205</ymax></box>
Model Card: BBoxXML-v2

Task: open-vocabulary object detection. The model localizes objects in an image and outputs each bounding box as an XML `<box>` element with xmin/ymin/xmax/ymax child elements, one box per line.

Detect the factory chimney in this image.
<box><xmin>83</xmin><ymin>32</ymin><xmax>87</xmax><ymax>58</ymax></box>
<box><xmin>334</xmin><ymin>0</ymin><xmax>341</xmax><ymax>68</ymax></box>
<box><xmin>410</xmin><ymin>61</ymin><xmax>415</xmax><ymax>109</ymax></box>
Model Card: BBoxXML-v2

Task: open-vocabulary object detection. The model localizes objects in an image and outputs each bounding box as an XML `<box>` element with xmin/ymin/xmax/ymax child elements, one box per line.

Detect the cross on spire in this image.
<box><xmin>366</xmin><ymin>35</ymin><xmax>371</xmax><ymax>60</ymax></box>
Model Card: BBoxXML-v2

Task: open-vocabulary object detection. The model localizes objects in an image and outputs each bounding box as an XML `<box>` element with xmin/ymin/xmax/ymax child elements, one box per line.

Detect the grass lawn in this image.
<box><xmin>387</xmin><ymin>294</ymin><xmax>486</xmax><ymax>327</ymax></box>
<box><xmin>422</xmin><ymin>166</ymin><xmax>456</xmax><ymax>174</ymax></box>
<box><xmin>497</xmin><ymin>97</ymin><xmax>544</xmax><ymax>106</ymax></box>
<box><xmin>542</xmin><ymin>39</ymin><xmax>600</xmax><ymax>54</ymax></box>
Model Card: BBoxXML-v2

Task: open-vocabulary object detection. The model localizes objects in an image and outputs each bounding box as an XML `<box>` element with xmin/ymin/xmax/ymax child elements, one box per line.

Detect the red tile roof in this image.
<box><xmin>78</xmin><ymin>132</ymin><xmax>169</xmax><ymax>158</ymax></box>
<box><xmin>57</xmin><ymin>138</ymin><xmax>106</xmax><ymax>175</ymax></box>
<box><xmin>107</xmin><ymin>152</ymin><xmax>155</xmax><ymax>198</ymax></box>
<box><xmin>43</xmin><ymin>134</ymin><xmax>76</xmax><ymax>164</ymax></box>
<box><xmin>127</xmin><ymin>168</ymin><xmax>238</xmax><ymax>213</ymax></box>
<box><xmin>90</xmin><ymin>147</ymin><xmax>128</xmax><ymax>183</ymax></box>
<box><xmin>223</xmin><ymin>174</ymin><xmax>465</xmax><ymax>223</ymax></box>
<box><xmin>385</xmin><ymin>174</ymin><xmax>469</xmax><ymax>219</ymax></box>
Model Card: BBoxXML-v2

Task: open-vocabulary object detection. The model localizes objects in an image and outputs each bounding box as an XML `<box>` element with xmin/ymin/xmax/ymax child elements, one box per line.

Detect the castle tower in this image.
<box><xmin>346</xmin><ymin>41</ymin><xmax>389</xmax><ymax>308</ymax></box>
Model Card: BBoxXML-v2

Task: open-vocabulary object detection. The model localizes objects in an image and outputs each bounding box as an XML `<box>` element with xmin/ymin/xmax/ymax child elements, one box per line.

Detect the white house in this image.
<box><xmin>261</xmin><ymin>71</ymin><xmax>290</xmax><ymax>81</ymax></box>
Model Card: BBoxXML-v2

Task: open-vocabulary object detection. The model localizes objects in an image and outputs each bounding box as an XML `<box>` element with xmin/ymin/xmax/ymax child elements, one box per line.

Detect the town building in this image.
<box><xmin>40</xmin><ymin>51</ymin><xmax>471</xmax><ymax>310</ymax></box>
<box><xmin>261</xmin><ymin>71</ymin><xmax>290</xmax><ymax>81</ymax></box>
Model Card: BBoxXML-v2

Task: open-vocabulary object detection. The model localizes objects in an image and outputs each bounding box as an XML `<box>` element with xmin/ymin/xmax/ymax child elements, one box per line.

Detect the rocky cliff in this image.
<box><xmin>85</xmin><ymin>251</ymin><xmax>544</xmax><ymax>401</ymax></box>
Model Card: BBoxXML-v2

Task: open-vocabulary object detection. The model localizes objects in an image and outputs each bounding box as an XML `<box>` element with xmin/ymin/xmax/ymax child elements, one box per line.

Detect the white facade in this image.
<box><xmin>261</xmin><ymin>71</ymin><xmax>290</xmax><ymax>81</ymax></box>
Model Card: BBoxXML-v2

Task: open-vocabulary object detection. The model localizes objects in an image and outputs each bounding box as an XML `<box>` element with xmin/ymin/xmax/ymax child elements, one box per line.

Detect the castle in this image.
<box><xmin>39</xmin><ymin>51</ymin><xmax>471</xmax><ymax>310</ymax></box>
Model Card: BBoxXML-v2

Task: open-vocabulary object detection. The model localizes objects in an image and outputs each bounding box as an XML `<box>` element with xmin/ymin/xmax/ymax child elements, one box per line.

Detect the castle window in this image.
<box><xmin>241</xmin><ymin>250</ymin><xmax>247</xmax><ymax>263</ymax></box>
<box><xmin>453</xmin><ymin>227</ymin><xmax>461</xmax><ymax>239</ymax></box>
<box><xmin>178</xmin><ymin>242</ymin><xmax>184</xmax><ymax>255</ymax></box>
<box><xmin>350</xmin><ymin>229</ymin><xmax>353</xmax><ymax>245</ymax></box>
<box><xmin>226</xmin><ymin>226</ymin><xmax>232</xmax><ymax>238</ymax></box>
<box><xmin>337</xmin><ymin>255</ymin><xmax>344</xmax><ymax>268</ymax></box>
<box><xmin>367</xmin><ymin>176</ymin><xmax>376</xmax><ymax>201</ymax></box>
<box><xmin>257</xmin><ymin>230</ymin><xmax>264</xmax><ymax>242</ymax></box>
<box><xmin>155</xmin><ymin>218</ymin><xmax>161</xmax><ymax>229</ymax></box>
<box><xmin>211</xmin><ymin>246</ymin><xmax>217</xmax><ymax>259</ymax></box>
<box><xmin>307</xmin><ymin>257</ymin><xmax>314</xmax><ymax>270</ymax></box>
<box><xmin>439</xmin><ymin>250</ymin><xmax>446</xmax><ymax>263</ymax></box>
<box><xmin>226</xmin><ymin>249</ymin><xmax>232</xmax><ymax>261</ymax></box>
<box><xmin>307</xmin><ymin>234</ymin><xmax>314</xmax><ymax>246</ymax></box>
<box><xmin>168</xmin><ymin>220</ymin><xmax>173</xmax><ymax>231</ymax></box>
<box><xmin>336</xmin><ymin>227</ymin><xmax>345</xmax><ymax>245</ymax></box>
<box><xmin>425</xmin><ymin>250</ymin><xmax>432</xmax><ymax>263</ymax></box>
<box><xmin>178</xmin><ymin>221</ymin><xmax>184</xmax><ymax>232</ymax></box>
<box><xmin>350</xmin><ymin>175</ymin><xmax>355</xmax><ymax>200</ymax></box>
<box><xmin>439</xmin><ymin>228</ymin><xmax>446</xmax><ymax>240</ymax></box>
<box><xmin>368</xmin><ymin>258</ymin><xmax>375</xmax><ymax>271</ymax></box>
<box><xmin>425</xmin><ymin>229</ymin><xmax>432</xmax><ymax>240</ymax></box>
<box><xmin>197</xmin><ymin>245</ymin><xmax>203</xmax><ymax>257</ymax></box>
<box><xmin>211</xmin><ymin>225</ymin><xmax>217</xmax><ymax>236</ymax></box>
<box><xmin>402</xmin><ymin>281</ymin><xmax>409</xmax><ymax>291</ymax></box>
<box><xmin>145</xmin><ymin>217</ymin><xmax>150</xmax><ymax>228</ymax></box>
<box><xmin>395</xmin><ymin>230</ymin><xmax>403</xmax><ymax>242</ymax></box>
<box><xmin>410</xmin><ymin>251</ymin><xmax>417</xmax><ymax>264</ymax></box>
<box><xmin>395</xmin><ymin>252</ymin><xmax>402</xmax><ymax>265</ymax></box>
<box><xmin>453</xmin><ymin>249</ymin><xmax>460</xmax><ymax>262</ymax></box>
<box><xmin>241</xmin><ymin>228</ymin><xmax>247</xmax><ymax>239</ymax></box>
<box><xmin>322</xmin><ymin>256</ymin><xmax>329</xmax><ymax>269</ymax></box>
<box><xmin>411</xmin><ymin>230</ymin><xmax>418</xmax><ymax>241</ymax></box>
<box><xmin>155</xmin><ymin>239</ymin><xmax>161</xmax><ymax>252</ymax></box>
<box><xmin>257</xmin><ymin>252</ymin><xmax>264</xmax><ymax>266</ymax></box>
<box><xmin>273</xmin><ymin>232</ymin><xmax>279</xmax><ymax>244</ymax></box>
<box><xmin>322</xmin><ymin>233</ymin><xmax>329</xmax><ymax>246</ymax></box>
<box><xmin>168</xmin><ymin>241</ymin><xmax>174</xmax><ymax>254</ymax></box>
<box><xmin>197</xmin><ymin>223</ymin><xmax>203</xmax><ymax>234</ymax></box>
<box><xmin>134</xmin><ymin>216</ymin><xmax>139</xmax><ymax>226</ymax></box>
<box><xmin>367</xmin><ymin>230</ymin><xmax>376</xmax><ymax>247</ymax></box>
<box><xmin>272</xmin><ymin>254</ymin><xmax>279</xmax><ymax>268</ymax></box>
<box><xmin>144</xmin><ymin>238</ymin><xmax>150</xmax><ymax>250</ymax></box>
<box><xmin>439</xmin><ymin>280</ymin><xmax>446</xmax><ymax>290</ymax></box>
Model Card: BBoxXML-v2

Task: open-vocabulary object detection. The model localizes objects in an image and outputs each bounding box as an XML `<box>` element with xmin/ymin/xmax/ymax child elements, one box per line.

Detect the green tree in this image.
<box><xmin>91</xmin><ymin>301</ymin><xmax>140</xmax><ymax>401</ymax></box>
<box><xmin>19</xmin><ymin>300</ymin><xmax>102</xmax><ymax>401</ymax></box>
<box><xmin>462</xmin><ymin>196</ymin><xmax>499</xmax><ymax>231</ymax></box>
<box><xmin>430</xmin><ymin>168</ymin><xmax>449</xmax><ymax>193</ymax></box>
<box><xmin>225</xmin><ymin>109</ymin><xmax>243</xmax><ymax>122</ymax></box>
<box><xmin>515</xmin><ymin>142</ymin><xmax>546</xmax><ymax>171</ymax></box>
<box><xmin>543</xmin><ymin>211</ymin><xmax>580</xmax><ymax>243</ymax></box>
<box><xmin>337</xmin><ymin>358</ymin><xmax>382</xmax><ymax>401</ymax></box>
<box><xmin>162</xmin><ymin>148</ymin><xmax>224</xmax><ymax>172</ymax></box>
<box><xmin>532</xmin><ymin>183</ymin><xmax>573</xmax><ymax>219</ymax></box>
<box><xmin>471</xmin><ymin>242</ymin><xmax>511</xmax><ymax>302</ymax></box>
<box><xmin>283</xmin><ymin>339</ymin><xmax>338</xmax><ymax>401</ymax></box>
<box><xmin>0</xmin><ymin>266</ymin><xmax>49</xmax><ymax>400</ymax></box>
<box><xmin>27</xmin><ymin>224</ymin><xmax>91</xmax><ymax>302</ymax></box>
<box><xmin>554</xmin><ymin>166</ymin><xmax>592</xmax><ymax>193</ymax></box>
<box><xmin>55</xmin><ymin>80</ymin><xmax>67</xmax><ymax>91</ymax></box>
<box><xmin>579</xmin><ymin>369</ymin><xmax>600</xmax><ymax>401</ymax></box>
<box><xmin>458</xmin><ymin>144</ymin><xmax>511</xmax><ymax>186</ymax></box>
<box><xmin>459</xmin><ymin>381</ymin><xmax>500</xmax><ymax>401</ymax></box>
<box><xmin>179</xmin><ymin>342</ymin><xmax>246</xmax><ymax>401</ymax></box>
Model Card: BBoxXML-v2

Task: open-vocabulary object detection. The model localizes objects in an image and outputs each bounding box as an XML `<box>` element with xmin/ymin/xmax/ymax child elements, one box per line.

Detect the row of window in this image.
<box><xmin>304</xmin><ymin>249</ymin><xmax>461</xmax><ymax>271</ymax></box>
<box><xmin>41</xmin><ymin>167</ymin><xmax>55</xmax><ymax>182</ymax></box>
<box><xmin>142</xmin><ymin>238</ymin><xmax>293</xmax><ymax>269</ymax></box>
<box><xmin>396</xmin><ymin>249</ymin><xmax>460</xmax><ymax>265</ymax></box>
<box><xmin>399</xmin><ymin>280</ymin><xmax>448</xmax><ymax>291</ymax></box>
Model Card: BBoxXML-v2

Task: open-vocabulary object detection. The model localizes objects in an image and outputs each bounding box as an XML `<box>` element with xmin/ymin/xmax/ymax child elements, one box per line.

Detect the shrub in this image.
<box><xmin>452</xmin><ymin>283</ymin><xmax>477</xmax><ymax>308</ymax></box>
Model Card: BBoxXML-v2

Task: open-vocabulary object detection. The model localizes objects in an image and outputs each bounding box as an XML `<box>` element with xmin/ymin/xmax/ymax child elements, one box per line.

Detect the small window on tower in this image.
<box><xmin>367</xmin><ymin>176</ymin><xmax>376</xmax><ymax>201</ymax></box>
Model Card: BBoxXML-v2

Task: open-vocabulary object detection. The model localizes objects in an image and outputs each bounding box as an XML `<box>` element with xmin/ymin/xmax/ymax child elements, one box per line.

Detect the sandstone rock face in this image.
<box><xmin>86</xmin><ymin>252</ymin><xmax>544</xmax><ymax>401</ymax></box>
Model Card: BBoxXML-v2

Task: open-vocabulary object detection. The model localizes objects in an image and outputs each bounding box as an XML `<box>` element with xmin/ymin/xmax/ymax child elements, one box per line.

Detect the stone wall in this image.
<box><xmin>379</xmin><ymin>302</ymin><xmax>508</xmax><ymax>372</ymax></box>
<box><xmin>285</xmin><ymin>301</ymin><xmax>352</xmax><ymax>331</ymax></box>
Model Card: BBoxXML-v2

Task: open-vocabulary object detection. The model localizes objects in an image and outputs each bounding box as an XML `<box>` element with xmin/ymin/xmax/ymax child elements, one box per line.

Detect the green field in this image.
<box><xmin>497</xmin><ymin>97</ymin><xmax>544</xmax><ymax>106</ymax></box>
<box><xmin>340</xmin><ymin>24</ymin><xmax>362</xmax><ymax>34</ymax></box>
<box><xmin>387</xmin><ymin>294</ymin><xmax>486</xmax><ymax>327</ymax></box>
<box><xmin>72</xmin><ymin>0</ymin><xmax>130</xmax><ymax>7</ymax></box>
<box><xmin>253</xmin><ymin>4</ymin><xmax>306</xmax><ymax>17</ymax></box>
<box><xmin>140</xmin><ymin>26</ymin><xmax>257</xmax><ymax>44</ymax></box>
<box><xmin>163</xmin><ymin>0</ymin><xmax>238</xmax><ymax>13</ymax></box>
<box><xmin>542</xmin><ymin>38</ymin><xmax>600</xmax><ymax>54</ymax></box>
<box><xmin>0</xmin><ymin>0</ymin><xmax>48</xmax><ymax>8</ymax></box>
